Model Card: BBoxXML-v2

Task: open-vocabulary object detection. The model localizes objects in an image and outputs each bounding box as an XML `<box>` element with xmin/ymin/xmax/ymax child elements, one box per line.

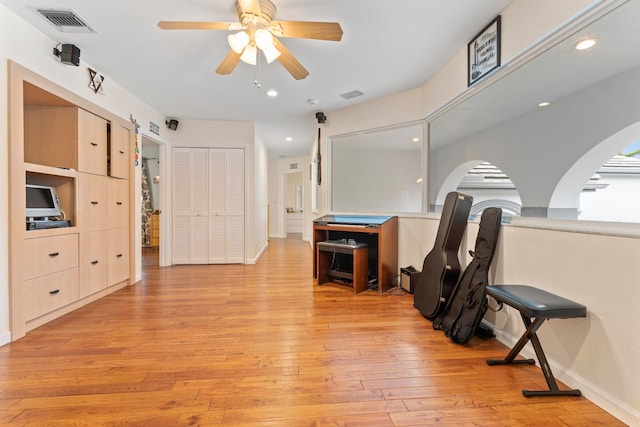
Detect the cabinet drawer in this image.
<box><xmin>24</xmin><ymin>234</ymin><xmax>78</xmax><ymax>280</ymax></box>
<box><xmin>25</xmin><ymin>268</ymin><xmax>79</xmax><ymax>320</ymax></box>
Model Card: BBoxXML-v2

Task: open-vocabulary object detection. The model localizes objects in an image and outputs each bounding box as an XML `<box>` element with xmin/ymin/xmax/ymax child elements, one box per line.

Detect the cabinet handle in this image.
<box><xmin>90</xmin><ymin>142</ymin><xmax>98</xmax><ymax>147</ymax></box>
<box><xmin>49</xmin><ymin>289</ymin><xmax>60</xmax><ymax>295</ymax></box>
<box><xmin>49</xmin><ymin>252</ymin><xmax>60</xmax><ymax>257</ymax></box>
<box><xmin>91</xmin><ymin>201</ymin><xmax>99</xmax><ymax>205</ymax></box>
<box><xmin>117</xmin><ymin>202</ymin><xmax>123</xmax><ymax>205</ymax></box>
<box><xmin>91</xmin><ymin>260</ymin><xmax>99</xmax><ymax>265</ymax></box>
<box><xmin>119</xmin><ymin>150</ymin><xmax>125</xmax><ymax>154</ymax></box>
<box><xmin>116</xmin><ymin>253</ymin><xmax>123</xmax><ymax>258</ymax></box>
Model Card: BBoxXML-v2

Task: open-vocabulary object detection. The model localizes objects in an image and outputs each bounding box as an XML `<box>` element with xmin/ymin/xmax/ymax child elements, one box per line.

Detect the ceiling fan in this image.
<box><xmin>158</xmin><ymin>0</ymin><xmax>343</xmax><ymax>80</ymax></box>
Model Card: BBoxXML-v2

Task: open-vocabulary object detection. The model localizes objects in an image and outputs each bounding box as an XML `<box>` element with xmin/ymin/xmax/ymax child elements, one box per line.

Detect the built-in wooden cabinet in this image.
<box><xmin>8</xmin><ymin>63</ymin><xmax>134</xmax><ymax>340</ymax></box>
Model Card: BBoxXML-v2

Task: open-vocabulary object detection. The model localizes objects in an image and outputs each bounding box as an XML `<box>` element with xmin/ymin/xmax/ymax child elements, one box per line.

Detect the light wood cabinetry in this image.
<box><xmin>78</xmin><ymin>173</ymin><xmax>108</xmax><ymax>232</ymax></box>
<box><xmin>109</xmin><ymin>125</ymin><xmax>130</xmax><ymax>179</ymax></box>
<box><xmin>79</xmin><ymin>231</ymin><xmax>108</xmax><ymax>297</ymax></box>
<box><xmin>24</xmin><ymin>234</ymin><xmax>78</xmax><ymax>280</ymax></box>
<box><xmin>8</xmin><ymin>63</ymin><xmax>134</xmax><ymax>340</ymax></box>
<box><xmin>77</xmin><ymin>108</ymin><xmax>108</xmax><ymax>175</ymax></box>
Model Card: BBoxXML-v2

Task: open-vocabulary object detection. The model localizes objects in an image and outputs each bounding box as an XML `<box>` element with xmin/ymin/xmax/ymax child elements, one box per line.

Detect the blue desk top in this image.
<box><xmin>313</xmin><ymin>215</ymin><xmax>394</xmax><ymax>226</ymax></box>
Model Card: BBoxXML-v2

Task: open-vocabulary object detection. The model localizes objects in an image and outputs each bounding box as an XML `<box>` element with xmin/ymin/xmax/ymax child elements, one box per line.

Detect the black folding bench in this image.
<box><xmin>485</xmin><ymin>284</ymin><xmax>587</xmax><ymax>397</ymax></box>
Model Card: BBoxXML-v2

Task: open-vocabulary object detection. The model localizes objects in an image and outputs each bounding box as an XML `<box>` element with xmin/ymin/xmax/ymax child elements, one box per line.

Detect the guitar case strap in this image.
<box><xmin>433</xmin><ymin>207</ymin><xmax>502</xmax><ymax>344</ymax></box>
<box><xmin>413</xmin><ymin>192</ymin><xmax>473</xmax><ymax>319</ymax></box>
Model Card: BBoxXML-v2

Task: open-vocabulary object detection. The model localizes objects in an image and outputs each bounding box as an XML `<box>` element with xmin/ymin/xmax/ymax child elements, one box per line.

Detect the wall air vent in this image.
<box><xmin>36</xmin><ymin>9</ymin><xmax>96</xmax><ymax>33</ymax></box>
<box><xmin>339</xmin><ymin>90</ymin><xmax>364</xmax><ymax>100</ymax></box>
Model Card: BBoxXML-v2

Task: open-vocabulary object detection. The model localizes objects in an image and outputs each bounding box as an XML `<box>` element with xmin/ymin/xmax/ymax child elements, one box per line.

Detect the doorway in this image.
<box><xmin>284</xmin><ymin>170</ymin><xmax>304</xmax><ymax>240</ymax></box>
<box><xmin>141</xmin><ymin>136</ymin><xmax>161</xmax><ymax>267</ymax></box>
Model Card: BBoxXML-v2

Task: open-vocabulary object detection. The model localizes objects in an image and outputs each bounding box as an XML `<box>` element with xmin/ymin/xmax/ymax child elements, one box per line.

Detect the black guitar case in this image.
<box><xmin>433</xmin><ymin>207</ymin><xmax>502</xmax><ymax>344</ymax></box>
<box><xmin>413</xmin><ymin>192</ymin><xmax>473</xmax><ymax>319</ymax></box>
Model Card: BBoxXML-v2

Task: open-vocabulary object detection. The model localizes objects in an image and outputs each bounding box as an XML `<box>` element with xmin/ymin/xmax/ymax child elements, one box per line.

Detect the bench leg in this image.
<box><xmin>487</xmin><ymin>315</ymin><xmax>582</xmax><ymax>397</ymax></box>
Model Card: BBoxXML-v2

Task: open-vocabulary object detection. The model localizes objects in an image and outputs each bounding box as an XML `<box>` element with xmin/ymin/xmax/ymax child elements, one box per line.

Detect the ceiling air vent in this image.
<box><xmin>340</xmin><ymin>90</ymin><xmax>364</xmax><ymax>100</ymax></box>
<box><xmin>37</xmin><ymin>9</ymin><xmax>96</xmax><ymax>33</ymax></box>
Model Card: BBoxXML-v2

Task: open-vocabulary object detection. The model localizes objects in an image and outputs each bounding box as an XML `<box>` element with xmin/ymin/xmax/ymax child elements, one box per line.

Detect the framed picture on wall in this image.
<box><xmin>468</xmin><ymin>15</ymin><xmax>501</xmax><ymax>86</ymax></box>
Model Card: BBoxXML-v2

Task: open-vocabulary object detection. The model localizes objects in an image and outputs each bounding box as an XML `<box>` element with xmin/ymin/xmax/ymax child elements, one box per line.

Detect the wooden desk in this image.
<box><xmin>313</xmin><ymin>215</ymin><xmax>398</xmax><ymax>293</ymax></box>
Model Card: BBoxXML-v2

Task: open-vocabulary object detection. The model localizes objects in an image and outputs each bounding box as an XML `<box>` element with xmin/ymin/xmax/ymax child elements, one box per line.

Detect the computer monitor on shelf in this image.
<box><xmin>26</xmin><ymin>184</ymin><xmax>62</xmax><ymax>220</ymax></box>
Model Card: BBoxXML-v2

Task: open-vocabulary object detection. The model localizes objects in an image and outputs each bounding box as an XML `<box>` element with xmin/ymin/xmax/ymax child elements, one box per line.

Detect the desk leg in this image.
<box><xmin>352</xmin><ymin>247</ymin><xmax>368</xmax><ymax>294</ymax></box>
<box><xmin>316</xmin><ymin>248</ymin><xmax>330</xmax><ymax>285</ymax></box>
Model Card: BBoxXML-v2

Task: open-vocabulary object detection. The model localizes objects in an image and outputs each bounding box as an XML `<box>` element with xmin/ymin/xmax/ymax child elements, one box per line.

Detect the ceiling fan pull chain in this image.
<box><xmin>254</xmin><ymin>53</ymin><xmax>262</xmax><ymax>89</ymax></box>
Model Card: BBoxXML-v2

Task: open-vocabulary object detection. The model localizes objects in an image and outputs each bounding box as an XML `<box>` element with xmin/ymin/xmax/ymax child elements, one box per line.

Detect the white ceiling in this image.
<box><xmin>0</xmin><ymin>0</ymin><xmax>512</xmax><ymax>158</ymax></box>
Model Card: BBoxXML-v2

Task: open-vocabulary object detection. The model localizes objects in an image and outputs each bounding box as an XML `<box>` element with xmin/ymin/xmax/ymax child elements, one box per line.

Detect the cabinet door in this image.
<box><xmin>77</xmin><ymin>108</ymin><xmax>107</xmax><ymax>175</ymax></box>
<box><xmin>107</xmin><ymin>178</ymin><xmax>129</xmax><ymax>229</ymax></box>
<box><xmin>107</xmin><ymin>227</ymin><xmax>129</xmax><ymax>286</ymax></box>
<box><xmin>79</xmin><ymin>231</ymin><xmax>108</xmax><ymax>297</ymax></box>
<box><xmin>79</xmin><ymin>173</ymin><xmax>108</xmax><ymax>232</ymax></box>
<box><xmin>110</xmin><ymin>124</ymin><xmax>130</xmax><ymax>179</ymax></box>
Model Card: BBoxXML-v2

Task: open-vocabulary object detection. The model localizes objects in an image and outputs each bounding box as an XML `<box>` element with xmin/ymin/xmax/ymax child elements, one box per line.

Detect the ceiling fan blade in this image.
<box><xmin>216</xmin><ymin>50</ymin><xmax>242</xmax><ymax>75</ymax></box>
<box><xmin>271</xmin><ymin>21</ymin><xmax>343</xmax><ymax>41</ymax></box>
<box><xmin>274</xmin><ymin>38</ymin><xmax>309</xmax><ymax>80</ymax></box>
<box><xmin>237</xmin><ymin>0</ymin><xmax>262</xmax><ymax>17</ymax></box>
<box><xmin>158</xmin><ymin>21</ymin><xmax>235</xmax><ymax>30</ymax></box>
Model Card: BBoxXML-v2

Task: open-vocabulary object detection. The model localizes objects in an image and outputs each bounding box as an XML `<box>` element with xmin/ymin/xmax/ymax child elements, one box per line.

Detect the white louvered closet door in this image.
<box><xmin>225</xmin><ymin>149</ymin><xmax>245</xmax><ymax>263</ymax></box>
<box><xmin>208</xmin><ymin>150</ymin><xmax>226</xmax><ymax>263</ymax></box>
<box><xmin>172</xmin><ymin>148</ymin><xmax>191</xmax><ymax>264</ymax></box>
<box><xmin>189</xmin><ymin>148</ymin><xmax>210</xmax><ymax>264</ymax></box>
<box><xmin>208</xmin><ymin>149</ymin><xmax>245</xmax><ymax>264</ymax></box>
<box><xmin>173</xmin><ymin>147</ymin><xmax>244</xmax><ymax>264</ymax></box>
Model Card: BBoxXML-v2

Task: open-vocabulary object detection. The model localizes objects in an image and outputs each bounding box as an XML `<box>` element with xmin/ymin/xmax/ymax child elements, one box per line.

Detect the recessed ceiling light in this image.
<box><xmin>266</xmin><ymin>89</ymin><xmax>278</xmax><ymax>97</ymax></box>
<box><xmin>575</xmin><ymin>38</ymin><xmax>597</xmax><ymax>50</ymax></box>
<box><xmin>285</xmin><ymin>137</ymin><xmax>292</xmax><ymax>142</ymax></box>
<box><xmin>538</xmin><ymin>101</ymin><xmax>550</xmax><ymax>107</ymax></box>
<box><xmin>412</xmin><ymin>137</ymin><xmax>420</xmax><ymax>142</ymax></box>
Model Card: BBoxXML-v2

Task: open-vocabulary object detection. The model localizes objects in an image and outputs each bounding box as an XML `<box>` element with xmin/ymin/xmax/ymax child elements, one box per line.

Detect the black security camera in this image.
<box><xmin>315</xmin><ymin>112</ymin><xmax>326</xmax><ymax>124</ymax></box>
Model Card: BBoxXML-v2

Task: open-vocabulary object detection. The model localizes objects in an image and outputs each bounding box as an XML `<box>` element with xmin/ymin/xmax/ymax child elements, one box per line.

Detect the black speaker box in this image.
<box><xmin>60</xmin><ymin>44</ymin><xmax>80</xmax><ymax>66</ymax></box>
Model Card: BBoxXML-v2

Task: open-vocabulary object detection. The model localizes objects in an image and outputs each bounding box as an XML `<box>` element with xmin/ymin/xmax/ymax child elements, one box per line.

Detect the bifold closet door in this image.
<box><xmin>173</xmin><ymin>147</ymin><xmax>244</xmax><ymax>264</ymax></box>
<box><xmin>172</xmin><ymin>147</ymin><xmax>209</xmax><ymax>264</ymax></box>
<box><xmin>208</xmin><ymin>149</ymin><xmax>244</xmax><ymax>264</ymax></box>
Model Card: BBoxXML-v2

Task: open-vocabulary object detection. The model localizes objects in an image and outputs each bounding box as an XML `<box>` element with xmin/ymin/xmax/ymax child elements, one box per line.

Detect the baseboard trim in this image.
<box><xmin>0</xmin><ymin>331</ymin><xmax>11</xmax><ymax>347</ymax></box>
<box><xmin>490</xmin><ymin>326</ymin><xmax>638</xmax><ymax>427</ymax></box>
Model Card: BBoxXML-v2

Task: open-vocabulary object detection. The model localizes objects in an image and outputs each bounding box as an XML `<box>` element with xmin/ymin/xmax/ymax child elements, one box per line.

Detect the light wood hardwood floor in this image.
<box><xmin>0</xmin><ymin>239</ymin><xmax>623</xmax><ymax>426</ymax></box>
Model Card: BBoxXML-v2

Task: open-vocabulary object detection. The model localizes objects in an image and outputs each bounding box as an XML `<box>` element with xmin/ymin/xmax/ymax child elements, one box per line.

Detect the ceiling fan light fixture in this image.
<box><xmin>228</xmin><ymin>31</ymin><xmax>250</xmax><ymax>54</ymax></box>
<box><xmin>254</xmin><ymin>28</ymin><xmax>274</xmax><ymax>49</ymax></box>
<box><xmin>262</xmin><ymin>43</ymin><xmax>281</xmax><ymax>63</ymax></box>
<box><xmin>240</xmin><ymin>43</ymin><xmax>257</xmax><ymax>65</ymax></box>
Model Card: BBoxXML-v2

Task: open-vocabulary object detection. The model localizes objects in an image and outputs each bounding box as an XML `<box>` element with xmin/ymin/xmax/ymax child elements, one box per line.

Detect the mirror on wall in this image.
<box><xmin>330</xmin><ymin>122</ymin><xmax>425</xmax><ymax>213</ymax></box>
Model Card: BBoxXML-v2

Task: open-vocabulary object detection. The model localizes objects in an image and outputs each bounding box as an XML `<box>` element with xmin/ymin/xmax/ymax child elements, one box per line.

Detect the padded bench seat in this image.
<box><xmin>485</xmin><ymin>284</ymin><xmax>587</xmax><ymax>397</ymax></box>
